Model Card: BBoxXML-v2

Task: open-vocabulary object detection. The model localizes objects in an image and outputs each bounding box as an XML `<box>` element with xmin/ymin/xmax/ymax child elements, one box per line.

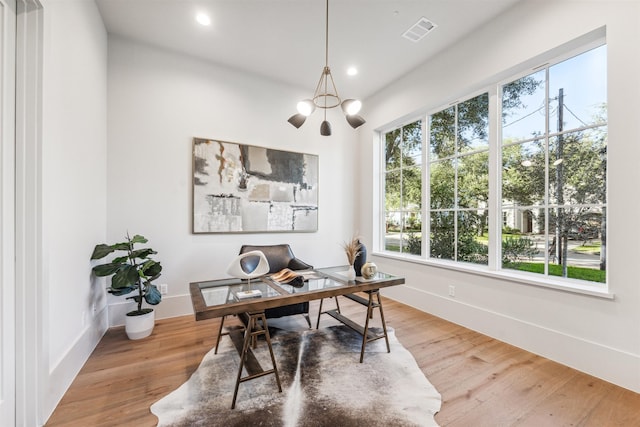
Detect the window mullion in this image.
<box><xmin>422</xmin><ymin>118</ymin><xmax>429</xmax><ymax>259</ymax></box>
<box><xmin>544</xmin><ymin>66</ymin><xmax>550</xmax><ymax>276</ymax></box>
<box><xmin>453</xmin><ymin>105</ymin><xmax>459</xmax><ymax>261</ymax></box>
<box><xmin>488</xmin><ymin>86</ymin><xmax>501</xmax><ymax>271</ymax></box>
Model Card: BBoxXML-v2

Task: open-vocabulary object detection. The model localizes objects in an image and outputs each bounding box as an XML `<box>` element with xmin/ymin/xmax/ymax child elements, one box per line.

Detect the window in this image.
<box><xmin>428</xmin><ymin>93</ymin><xmax>490</xmax><ymax>264</ymax></box>
<box><xmin>379</xmin><ymin>42</ymin><xmax>607</xmax><ymax>287</ymax></box>
<box><xmin>501</xmin><ymin>45</ymin><xmax>607</xmax><ymax>283</ymax></box>
<box><xmin>383</xmin><ymin>120</ymin><xmax>423</xmax><ymax>255</ymax></box>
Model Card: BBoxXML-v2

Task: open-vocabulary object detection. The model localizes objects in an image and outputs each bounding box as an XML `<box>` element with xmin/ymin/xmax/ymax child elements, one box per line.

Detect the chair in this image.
<box><xmin>238</xmin><ymin>244</ymin><xmax>313</xmax><ymax>327</ymax></box>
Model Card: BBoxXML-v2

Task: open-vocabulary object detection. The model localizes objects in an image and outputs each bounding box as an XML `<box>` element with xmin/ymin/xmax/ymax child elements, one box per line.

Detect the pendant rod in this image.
<box><xmin>325</xmin><ymin>0</ymin><xmax>329</xmax><ymax>68</ymax></box>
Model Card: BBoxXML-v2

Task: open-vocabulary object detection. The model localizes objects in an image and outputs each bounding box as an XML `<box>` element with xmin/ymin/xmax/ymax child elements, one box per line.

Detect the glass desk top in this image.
<box><xmin>190</xmin><ymin>266</ymin><xmax>405</xmax><ymax>320</ymax></box>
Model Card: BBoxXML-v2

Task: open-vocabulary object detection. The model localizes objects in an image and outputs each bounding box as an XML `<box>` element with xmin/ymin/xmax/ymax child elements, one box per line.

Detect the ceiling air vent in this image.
<box><xmin>402</xmin><ymin>17</ymin><xmax>437</xmax><ymax>42</ymax></box>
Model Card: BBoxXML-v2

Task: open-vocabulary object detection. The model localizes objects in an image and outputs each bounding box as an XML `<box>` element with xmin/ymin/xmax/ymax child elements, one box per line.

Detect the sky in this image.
<box><xmin>502</xmin><ymin>44</ymin><xmax>607</xmax><ymax>141</ymax></box>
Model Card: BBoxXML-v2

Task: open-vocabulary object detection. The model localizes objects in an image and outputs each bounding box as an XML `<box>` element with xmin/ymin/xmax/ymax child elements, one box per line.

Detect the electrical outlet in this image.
<box><xmin>92</xmin><ymin>303</ymin><xmax>97</xmax><ymax>313</ymax></box>
<box><xmin>448</xmin><ymin>285</ymin><xmax>456</xmax><ymax>297</ymax></box>
<box><xmin>159</xmin><ymin>284</ymin><xmax>168</xmax><ymax>295</ymax></box>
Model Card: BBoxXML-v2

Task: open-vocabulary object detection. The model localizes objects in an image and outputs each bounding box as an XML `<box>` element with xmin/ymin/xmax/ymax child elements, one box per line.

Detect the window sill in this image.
<box><xmin>371</xmin><ymin>251</ymin><xmax>614</xmax><ymax>300</ymax></box>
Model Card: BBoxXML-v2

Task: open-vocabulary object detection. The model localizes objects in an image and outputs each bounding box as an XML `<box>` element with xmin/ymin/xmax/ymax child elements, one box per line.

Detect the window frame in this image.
<box><xmin>426</xmin><ymin>91</ymin><xmax>491</xmax><ymax>265</ymax></box>
<box><xmin>379</xmin><ymin>119</ymin><xmax>426</xmax><ymax>257</ymax></box>
<box><xmin>375</xmin><ymin>37</ymin><xmax>610</xmax><ymax>298</ymax></box>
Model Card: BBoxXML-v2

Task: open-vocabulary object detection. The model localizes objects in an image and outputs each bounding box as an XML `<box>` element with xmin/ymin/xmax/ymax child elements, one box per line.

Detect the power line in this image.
<box><xmin>562</xmin><ymin>102</ymin><xmax>589</xmax><ymax>127</ymax></box>
<box><xmin>503</xmin><ymin>104</ymin><xmax>546</xmax><ymax>128</ymax></box>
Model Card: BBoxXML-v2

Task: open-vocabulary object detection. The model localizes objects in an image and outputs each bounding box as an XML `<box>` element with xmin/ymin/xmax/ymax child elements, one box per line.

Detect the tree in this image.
<box><xmin>385</xmin><ymin>121</ymin><xmax>423</xmax><ymax>254</ymax></box>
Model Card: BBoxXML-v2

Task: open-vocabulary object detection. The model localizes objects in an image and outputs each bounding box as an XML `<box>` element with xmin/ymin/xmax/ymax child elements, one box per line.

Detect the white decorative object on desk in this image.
<box><xmin>227</xmin><ymin>250</ymin><xmax>270</xmax><ymax>299</ymax></box>
<box><xmin>227</xmin><ymin>250</ymin><xmax>270</xmax><ymax>280</ymax></box>
<box><xmin>346</xmin><ymin>265</ymin><xmax>356</xmax><ymax>281</ymax></box>
<box><xmin>361</xmin><ymin>262</ymin><xmax>377</xmax><ymax>279</ymax></box>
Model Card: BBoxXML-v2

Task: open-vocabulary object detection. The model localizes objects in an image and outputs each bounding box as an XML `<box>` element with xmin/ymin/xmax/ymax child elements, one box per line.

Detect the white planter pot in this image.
<box><xmin>125</xmin><ymin>309</ymin><xmax>155</xmax><ymax>340</ymax></box>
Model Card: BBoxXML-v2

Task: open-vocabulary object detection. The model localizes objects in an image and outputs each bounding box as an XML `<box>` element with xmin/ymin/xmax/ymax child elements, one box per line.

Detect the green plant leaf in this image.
<box><xmin>111</xmin><ymin>264</ymin><xmax>139</xmax><ymax>289</ymax></box>
<box><xmin>140</xmin><ymin>260</ymin><xmax>162</xmax><ymax>277</ymax></box>
<box><xmin>131</xmin><ymin>235</ymin><xmax>148</xmax><ymax>244</ymax></box>
<box><xmin>108</xmin><ymin>286</ymin><xmax>135</xmax><ymax>296</ymax></box>
<box><xmin>92</xmin><ymin>263</ymin><xmax>122</xmax><ymax>277</ymax></box>
<box><xmin>127</xmin><ymin>308</ymin><xmax>153</xmax><ymax>316</ymax></box>
<box><xmin>130</xmin><ymin>248</ymin><xmax>156</xmax><ymax>260</ymax></box>
<box><xmin>91</xmin><ymin>244</ymin><xmax>115</xmax><ymax>260</ymax></box>
<box><xmin>111</xmin><ymin>255</ymin><xmax>129</xmax><ymax>264</ymax></box>
<box><xmin>144</xmin><ymin>285</ymin><xmax>162</xmax><ymax>305</ymax></box>
<box><xmin>112</xmin><ymin>242</ymin><xmax>131</xmax><ymax>251</ymax></box>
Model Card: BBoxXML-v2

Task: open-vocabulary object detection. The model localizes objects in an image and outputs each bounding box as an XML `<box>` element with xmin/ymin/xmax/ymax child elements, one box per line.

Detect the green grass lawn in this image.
<box><xmin>506</xmin><ymin>262</ymin><xmax>606</xmax><ymax>283</ymax></box>
<box><xmin>385</xmin><ymin>234</ymin><xmax>605</xmax><ymax>284</ymax></box>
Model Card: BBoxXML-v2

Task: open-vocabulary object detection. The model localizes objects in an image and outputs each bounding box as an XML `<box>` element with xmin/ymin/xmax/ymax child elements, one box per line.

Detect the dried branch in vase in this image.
<box><xmin>342</xmin><ymin>237</ymin><xmax>362</xmax><ymax>265</ymax></box>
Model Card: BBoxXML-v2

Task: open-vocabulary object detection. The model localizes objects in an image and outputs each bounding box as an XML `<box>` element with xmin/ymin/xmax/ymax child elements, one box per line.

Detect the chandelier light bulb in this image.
<box><xmin>342</xmin><ymin>99</ymin><xmax>362</xmax><ymax>116</ymax></box>
<box><xmin>296</xmin><ymin>99</ymin><xmax>316</xmax><ymax>116</ymax></box>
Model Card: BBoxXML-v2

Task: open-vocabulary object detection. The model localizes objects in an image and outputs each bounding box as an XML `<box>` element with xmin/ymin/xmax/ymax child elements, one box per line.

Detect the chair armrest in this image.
<box><xmin>288</xmin><ymin>258</ymin><xmax>313</xmax><ymax>271</ymax></box>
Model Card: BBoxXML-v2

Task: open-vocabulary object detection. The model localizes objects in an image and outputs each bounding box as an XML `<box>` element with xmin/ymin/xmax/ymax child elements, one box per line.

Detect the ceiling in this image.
<box><xmin>96</xmin><ymin>0</ymin><xmax>521</xmax><ymax>100</ymax></box>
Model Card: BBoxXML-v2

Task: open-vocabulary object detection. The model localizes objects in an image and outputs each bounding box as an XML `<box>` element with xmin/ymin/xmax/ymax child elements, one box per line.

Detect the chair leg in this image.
<box><xmin>315</xmin><ymin>298</ymin><xmax>324</xmax><ymax>329</ymax></box>
<box><xmin>303</xmin><ymin>313</ymin><xmax>312</xmax><ymax>328</ymax></box>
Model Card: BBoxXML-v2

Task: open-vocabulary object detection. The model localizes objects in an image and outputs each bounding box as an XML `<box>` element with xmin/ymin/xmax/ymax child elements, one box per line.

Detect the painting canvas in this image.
<box><xmin>192</xmin><ymin>138</ymin><xmax>318</xmax><ymax>233</ymax></box>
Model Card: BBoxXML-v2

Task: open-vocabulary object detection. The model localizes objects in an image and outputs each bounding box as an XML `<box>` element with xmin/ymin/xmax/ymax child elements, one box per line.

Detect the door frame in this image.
<box><xmin>14</xmin><ymin>0</ymin><xmax>43</xmax><ymax>425</ymax></box>
<box><xmin>0</xmin><ymin>0</ymin><xmax>17</xmax><ymax>423</ymax></box>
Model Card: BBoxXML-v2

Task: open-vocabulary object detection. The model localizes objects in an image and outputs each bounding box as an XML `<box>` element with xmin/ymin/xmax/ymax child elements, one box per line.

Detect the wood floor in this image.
<box><xmin>46</xmin><ymin>297</ymin><xmax>640</xmax><ymax>426</ymax></box>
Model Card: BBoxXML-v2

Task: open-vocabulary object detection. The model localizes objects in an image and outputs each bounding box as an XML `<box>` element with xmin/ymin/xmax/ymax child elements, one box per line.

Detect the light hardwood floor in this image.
<box><xmin>46</xmin><ymin>297</ymin><xmax>640</xmax><ymax>426</ymax></box>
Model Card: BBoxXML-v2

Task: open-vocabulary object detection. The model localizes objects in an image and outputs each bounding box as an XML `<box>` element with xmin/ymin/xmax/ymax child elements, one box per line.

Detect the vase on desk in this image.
<box><xmin>353</xmin><ymin>241</ymin><xmax>367</xmax><ymax>276</ymax></box>
<box><xmin>346</xmin><ymin>264</ymin><xmax>357</xmax><ymax>281</ymax></box>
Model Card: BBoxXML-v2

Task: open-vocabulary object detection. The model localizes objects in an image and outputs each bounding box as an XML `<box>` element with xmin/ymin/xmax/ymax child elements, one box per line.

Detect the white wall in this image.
<box><xmin>41</xmin><ymin>0</ymin><xmax>108</xmax><ymax>421</ymax></box>
<box><xmin>358</xmin><ymin>0</ymin><xmax>640</xmax><ymax>392</ymax></box>
<box><xmin>106</xmin><ymin>37</ymin><xmax>359</xmax><ymax>325</ymax></box>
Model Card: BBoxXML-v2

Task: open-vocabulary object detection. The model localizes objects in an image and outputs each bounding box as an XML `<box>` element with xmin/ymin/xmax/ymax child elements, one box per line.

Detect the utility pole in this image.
<box><xmin>555</xmin><ymin>88</ymin><xmax>568</xmax><ymax>276</ymax></box>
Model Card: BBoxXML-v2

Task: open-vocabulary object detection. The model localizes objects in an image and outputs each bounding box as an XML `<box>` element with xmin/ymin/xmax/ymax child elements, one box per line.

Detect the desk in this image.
<box><xmin>189</xmin><ymin>266</ymin><xmax>405</xmax><ymax>408</ymax></box>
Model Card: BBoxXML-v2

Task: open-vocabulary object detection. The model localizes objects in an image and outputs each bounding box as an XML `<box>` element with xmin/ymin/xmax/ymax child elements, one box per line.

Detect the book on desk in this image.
<box><xmin>270</xmin><ymin>268</ymin><xmax>323</xmax><ymax>286</ymax></box>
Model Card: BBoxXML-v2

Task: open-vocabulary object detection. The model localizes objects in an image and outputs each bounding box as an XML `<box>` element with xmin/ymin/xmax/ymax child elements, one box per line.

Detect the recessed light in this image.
<box><xmin>347</xmin><ymin>67</ymin><xmax>358</xmax><ymax>76</ymax></box>
<box><xmin>196</xmin><ymin>12</ymin><xmax>211</xmax><ymax>26</ymax></box>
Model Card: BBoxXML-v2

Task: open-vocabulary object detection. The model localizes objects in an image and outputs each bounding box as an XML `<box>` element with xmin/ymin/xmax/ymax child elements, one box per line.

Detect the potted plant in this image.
<box><xmin>91</xmin><ymin>233</ymin><xmax>163</xmax><ymax>340</ymax></box>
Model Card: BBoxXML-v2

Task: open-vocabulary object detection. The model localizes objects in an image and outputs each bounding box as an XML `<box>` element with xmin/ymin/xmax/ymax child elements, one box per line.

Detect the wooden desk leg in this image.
<box><xmin>260</xmin><ymin>312</ymin><xmax>282</xmax><ymax>393</ymax></box>
<box><xmin>359</xmin><ymin>290</ymin><xmax>390</xmax><ymax>363</ymax></box>
<box><xmin>316</xmin><ymin>296</ymin><xmax>342</xmax><ymax>329</ymax></box>
<box><xmin>231</xmin><ymin>312</ymin><xmax>282</xmax><ymax>409</ymax></box>
<box><xmin>215</xmin><ymin>315</ymin><xmax>226</xmax><ymax>354</ymax></box>
<box><xmin>376</xmin><ymin>291</ymin><xmax>391</xmax><ymax>354</ymax></box>
<box><xmin>359</xmin><ymin>292</ymin><xmax>374</xmax><ymax>363</ymax></box>
<box><xmin>232</xmin><ymin>315</ymin><xmax>254</xmax><ymax>409</ymax></box>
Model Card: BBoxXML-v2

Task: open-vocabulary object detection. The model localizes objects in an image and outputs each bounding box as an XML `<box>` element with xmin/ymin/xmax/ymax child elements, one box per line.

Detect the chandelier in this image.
<box><xmin>287</xmin><ymin>0</ymin><xmax>365</xmax><ymax>136</ymax></box>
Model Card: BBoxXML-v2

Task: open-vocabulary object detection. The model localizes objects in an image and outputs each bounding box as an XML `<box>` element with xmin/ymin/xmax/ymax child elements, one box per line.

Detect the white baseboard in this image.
<box><xmin>44</xmin><ymin>306</ymin><xmax>109</xmax><ymax>423</ymax></box>
<box><xmin>105</xmin><ymin>287</ymin><xmax>640</xmax><ymax>392</ymax></box>
<box><xmin>383</xmin><ymin>285</ymin><xmax>640</xmax><ymax>393</ymax></box>
<box><xmin>108</xmin><ymin>294</ymin><xmax>194</xmax><ymax>327</ymax></box>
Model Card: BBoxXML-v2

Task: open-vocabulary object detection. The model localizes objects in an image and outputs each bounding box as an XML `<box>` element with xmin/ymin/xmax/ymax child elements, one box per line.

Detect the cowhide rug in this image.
<box><xmin>151</xmin><ymin>325</ymin><xmax>441</xmax><ymax>426</ymax></box>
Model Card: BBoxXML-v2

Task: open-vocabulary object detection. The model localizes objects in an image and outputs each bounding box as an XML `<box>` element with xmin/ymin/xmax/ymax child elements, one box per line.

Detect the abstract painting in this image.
<box><xmin>192</xmin><ymin>138</ymin><xmax>318</xmax><ymax>233</ymax></box>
